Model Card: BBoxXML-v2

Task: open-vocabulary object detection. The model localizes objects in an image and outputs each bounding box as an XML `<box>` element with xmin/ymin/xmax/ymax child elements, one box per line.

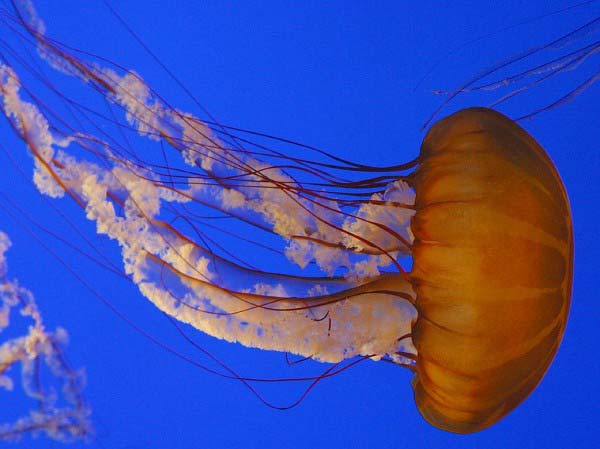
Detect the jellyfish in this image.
<box><xmin>0</xmin><ymin>0</ymin><xmax>575</xmax><ymax>439</ymax></box>
<box><xmin>0</xmin><ymin>231</ymin><xmax>91</xmax><ymax>441</ymax></box>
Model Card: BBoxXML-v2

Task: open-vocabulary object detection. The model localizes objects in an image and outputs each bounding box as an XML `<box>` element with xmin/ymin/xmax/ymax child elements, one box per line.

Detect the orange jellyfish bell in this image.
<box><xmin>409</xmin><ymin>107</ymin><xmax>573</xmax><ymax>433</ymax></box>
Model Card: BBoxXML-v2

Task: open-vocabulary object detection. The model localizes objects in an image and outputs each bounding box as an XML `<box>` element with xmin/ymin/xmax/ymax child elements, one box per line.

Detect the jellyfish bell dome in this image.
<box><xmin>408</xmin><ymin>107</ymin><xmax>573</xmax><ymax>433</ymax></box>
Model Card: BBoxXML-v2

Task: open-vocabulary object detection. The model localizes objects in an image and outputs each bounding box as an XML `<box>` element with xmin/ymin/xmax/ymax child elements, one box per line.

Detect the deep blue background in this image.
<box><xmin>0</xmin><ymin>1</ymin><xmax>598</xmax><ymax>448</ymax></box>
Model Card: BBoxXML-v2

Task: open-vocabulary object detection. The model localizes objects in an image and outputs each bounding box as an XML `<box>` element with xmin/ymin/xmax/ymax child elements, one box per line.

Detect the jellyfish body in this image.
<box><xmin>410</xmin><ymin>108</ymin><xmax>573</xmax><ymax>432</ymax></box>
<box><xmin>0</xmin><ymin>1</ymin><xmax>576</xmax><ymax>439</ymax></box>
